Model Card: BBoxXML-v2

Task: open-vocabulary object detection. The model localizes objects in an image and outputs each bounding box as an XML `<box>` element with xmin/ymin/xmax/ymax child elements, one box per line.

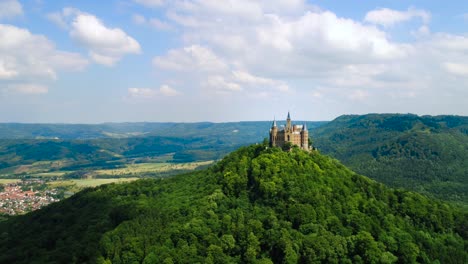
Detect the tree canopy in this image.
<box><xmin>0</xmin><ymin>144</ymin><xmax>467</xmax><ymax>263</ymax></box>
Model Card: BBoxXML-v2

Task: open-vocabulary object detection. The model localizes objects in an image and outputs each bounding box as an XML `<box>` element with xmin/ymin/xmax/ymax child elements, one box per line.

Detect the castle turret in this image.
<box><xmin>286</xmin><ymin>111</ymin><xmax>291</xmax><ymax>132</ymax></box>
<box><xmin>269</xmin><ymin>118</ymin><xmax>278</xmax><ymax>147</ymax></box>
<box><xmin>301</xmin><ymin>123</ymin><xmax>309</xmax><ymax>150</ymax></box>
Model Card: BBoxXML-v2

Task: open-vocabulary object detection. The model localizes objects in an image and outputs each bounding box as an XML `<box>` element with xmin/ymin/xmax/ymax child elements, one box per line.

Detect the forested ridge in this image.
<box><xmin>0</xmin><ymin>144</ymin><xmax>466</xmax><ymax>263</ymax></box>
<box><xmin>312</xmin><ymin>114</ymin><xmax>468</xmax><ymax>205</ymax></box>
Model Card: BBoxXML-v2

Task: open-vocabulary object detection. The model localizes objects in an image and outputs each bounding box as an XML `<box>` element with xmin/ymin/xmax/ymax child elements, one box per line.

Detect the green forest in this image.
<box><xmin>311</xmin><ymin>114</ymin><xmax>468</xmax><ymax>206</ymax></box>
<box><xmin>1</xmin><ymin>144</ymin><xmax>466</xmax><ymax>263</ymax></box>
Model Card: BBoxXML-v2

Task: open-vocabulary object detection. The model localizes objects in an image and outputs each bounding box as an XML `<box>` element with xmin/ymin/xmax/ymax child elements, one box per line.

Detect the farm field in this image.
<box><xmin>0</xmin><ymin>179</ymin><xmax>21</xmax><ymax>184</ymax></box>
<box><xmin>49</xmin><ymin>178</ymin><xmax>140</xmax><ymax>188</ymax></box>
<box><xmin>94</xmin><ymin>160</ymin><xmax>214</xmax><ymax>176</ymax></box>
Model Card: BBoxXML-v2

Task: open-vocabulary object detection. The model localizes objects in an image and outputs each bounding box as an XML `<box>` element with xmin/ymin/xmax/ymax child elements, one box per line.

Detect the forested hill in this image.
<box><xmin>311</xmin><ymin>114</ymin><xmax>468</xmax><ymax>205</ymax></box>
<box><xmin>0</xmin><ymin>144</ymin><xmax>466</xmax><ymax>263</ymax></box>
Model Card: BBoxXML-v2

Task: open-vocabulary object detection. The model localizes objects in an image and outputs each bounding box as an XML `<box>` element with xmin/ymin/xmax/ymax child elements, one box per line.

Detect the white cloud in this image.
<box><xmin>0</xmin><ymin>24</ymin><xmax>88</xmax><ymax>81</ymax></box>
<box><xmin>154</xmin><ymin>45</ymin><xmax>227</xmax><ymax>72</ymax></box>
<box><xmin>0</xmin><ymin>60</ymin><xmax>18</xmax><ymax>79</ymax></box>
<box><xmin>144</xmin><ymin>1</ymin><xmax>468</xmax><ymax>117</ymax></box>
<box><xmin>154</xmin><ymin>3</ymin><xmax>408</xmax><ymax>99</ymax></box>
<box><xmin>232</xmin><ymin>70</ymin><xmax>277</xmax><ymax>85</ymax></box>
<box><xmin>8</xmin><ymin>83</ymin><xmax>48</xmax><ymax>94</ymax></box>
<box><xmin>203</xmin><ymin>76</ymin><xmax>242</xmax><ymax>93</ymax></box>
<box><xmin>47</xmin><ymin>8</ymin><xmax>141</xmax><ymax>66</ymax></box>
<box><xmin>0</xmin><ymin>0</ymin><xmax>23</xmax><ymax>20</ymax></box>
<box><xmin>128</xmin><ymin>84</ymin><xmax>181</xmax><ymax>98</ymax></box>
<box><xmin>70</xmin><ymin>13</ymin><xmax>141</xmax><ymax>66</ymax></box>
<box><xmin>133</xmin><ymin>0</ymin><xmax>165</xmax><ymax>8</ymax></box>
<box><xmin>128</xmin><ymin>87</ymin><xmax>157</xmax><ymax>98</ymax></box>
<box><xmin>159</xmin><ymin>84</ymin><xmax>181</xmax><ymax>96</ymax></box>
<box><xmin>364</xmin><ymin>8</ymin><xmax>430</xmax><ymax>27</ymax></box>
<box><xmin>443</xmin><ymin>62</ymin><xmax>468</xmax><ymax>76</ymax></box>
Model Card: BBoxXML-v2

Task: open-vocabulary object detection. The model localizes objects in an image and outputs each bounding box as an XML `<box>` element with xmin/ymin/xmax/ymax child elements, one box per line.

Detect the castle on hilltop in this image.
<box><xmin>269</xmin><ymin>112</ymin><xmax>310</xmax><ymax>151</ymax></box>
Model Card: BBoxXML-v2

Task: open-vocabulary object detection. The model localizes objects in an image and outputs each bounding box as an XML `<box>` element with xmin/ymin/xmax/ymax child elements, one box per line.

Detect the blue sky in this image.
<box><xmin>0</xmin><ymin>0</ymin><xmax>467</xmax><ymax>123</ymax></box>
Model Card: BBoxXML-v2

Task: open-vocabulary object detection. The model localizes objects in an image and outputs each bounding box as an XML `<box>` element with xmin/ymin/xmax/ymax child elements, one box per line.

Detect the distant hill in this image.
<box><xmin>0</xmin><ymin>121</ymin><xmax>326</xmax><ymax>140</ymax></box>
<box><xmin>311</xmin><ymin>114</ymin><xmax>468</xmax><ymax>205</ymax></box>
<box><xmin>0</xmin><ymin>144</ymin><xmax>466</xmax><ymax>263</ymax></box>
<box><xmin>0</xmin><ymin>121</ymin><xmax>326</xmax><ymax>171</ymax></box>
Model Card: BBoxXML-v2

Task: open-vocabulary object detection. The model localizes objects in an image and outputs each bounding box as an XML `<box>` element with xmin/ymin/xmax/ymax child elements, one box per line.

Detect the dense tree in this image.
<box><xmin>0</xmin><ymin>144</ymin><xmax>467</xmax><ymax>263</ymax></box>
<box><xmin>312</xmin><ymin>114</ymin><xmax>468</xmax><ymax>205</ymax></box>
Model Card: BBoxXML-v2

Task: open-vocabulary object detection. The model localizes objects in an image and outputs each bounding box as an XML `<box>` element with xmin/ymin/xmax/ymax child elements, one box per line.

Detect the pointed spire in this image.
<box><xmin>302</xmin><ymin>123</ymin><xmax>307</xmax><ymax>131</ymax></box>
<box><xmin>287</xmin><ymin>111</ymin><xmax>290</xmax><ymax>119</ymax></box>
<box><xmin>272</xmin><ymin>117</ymin><xmax>277</xmax><ymax>127</ymax></box>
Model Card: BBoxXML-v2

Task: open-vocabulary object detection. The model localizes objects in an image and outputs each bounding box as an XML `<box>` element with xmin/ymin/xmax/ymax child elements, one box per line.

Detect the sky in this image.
<box><xmin>0</xmin><ymin>0</ymin><xmax>467</xmax><ymax>123</ymax></box>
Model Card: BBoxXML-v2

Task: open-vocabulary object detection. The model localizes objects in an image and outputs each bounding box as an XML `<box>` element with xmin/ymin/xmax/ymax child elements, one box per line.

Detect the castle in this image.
<box><xmin>269</xmin><ymin>112</ymin><xmax>310</xmax><ymax>150</ymax></box>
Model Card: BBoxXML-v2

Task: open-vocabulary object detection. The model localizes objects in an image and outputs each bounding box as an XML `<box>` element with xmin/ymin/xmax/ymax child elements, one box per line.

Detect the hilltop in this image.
<box><xmin>312</xmin><ymin>114</ymin><xmax>468</xmax><ymax>205</ymax></box>
<box><xmin>0</xmin><ymin>144</ymin><xmax>466</xmax><ymax>263</ymax></box>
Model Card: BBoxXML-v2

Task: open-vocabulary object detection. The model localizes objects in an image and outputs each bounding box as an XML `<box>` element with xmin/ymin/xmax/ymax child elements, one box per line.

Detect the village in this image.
<box><xmin>0</xmin><ymin>180</ymin><xmax>61</xmax><ymax>215</ymax></box>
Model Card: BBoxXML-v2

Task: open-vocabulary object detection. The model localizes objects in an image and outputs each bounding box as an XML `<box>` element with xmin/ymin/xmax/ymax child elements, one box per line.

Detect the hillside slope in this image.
<box><xmin>311</xmin><ymin>114</ymin><xmax>468</xmax><ymax>205</ymax></box>
<box><xmin>0</xmin><ymin>144</ymin><xmax>466</xmax><ymax>263</ymax></box>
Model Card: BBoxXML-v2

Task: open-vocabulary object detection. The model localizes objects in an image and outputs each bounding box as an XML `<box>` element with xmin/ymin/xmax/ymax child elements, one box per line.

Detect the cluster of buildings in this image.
<box><xmin>0</xmin><ymin>180</ymin><xmax>59</xmax><ymax>215</ymax></box>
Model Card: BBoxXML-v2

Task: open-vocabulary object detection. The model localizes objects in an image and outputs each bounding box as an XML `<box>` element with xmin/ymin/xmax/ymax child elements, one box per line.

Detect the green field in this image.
<box><xmin>48</xmin><ymin>178</ymin><xmax>140</xmax><ymax>194</ymax></box>
<box><xmin>0</xmin><ymin>179</ymin><xmax>21</xmax><ymax>184</ymax></box>
<box><xmin>94</xmin><ymin>161</ymin><xmax>213</xmax><ymax>176</ymax></box>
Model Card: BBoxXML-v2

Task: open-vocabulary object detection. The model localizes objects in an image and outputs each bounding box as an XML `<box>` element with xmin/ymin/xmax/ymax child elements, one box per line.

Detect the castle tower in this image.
<box><xmin>269</xmin><ymin>118</ymin><xmax>278</xmax><ymax>147</ymax></box>
<box><xmin>286</xmin><ymin>112</ymin><xmax>291</xmax><ymax>132</ymax></box>
<box><xmin>301</xmin><ymin>123</ymin><xmax>309</xmax><ymax>150</ymax></box>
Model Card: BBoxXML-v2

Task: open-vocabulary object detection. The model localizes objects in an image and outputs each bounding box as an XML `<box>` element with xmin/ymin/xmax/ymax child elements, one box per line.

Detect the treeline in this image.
<box><xmin>0</xmin><ymin>144</ymin><xmax>466</xmax><ymax>263</ymax></box>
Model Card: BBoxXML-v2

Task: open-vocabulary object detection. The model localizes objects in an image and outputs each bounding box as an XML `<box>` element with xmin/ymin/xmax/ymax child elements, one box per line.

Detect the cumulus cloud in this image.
<box><xmin>0</xmin><ymin>0</ymin><xmax>23</xmax><ymax>20</ymax></box>
<box><xmin>70</xmin><ymin>13</ymin><xmax>141</xmax><ymax>66</ymax></box>
<box><xmin>128</xmin><ymin>84</ymin><xmax>181</xmax><ymax>99</ymax></box>
<box><xmin>364</xmin><ymin>8</ymin><xmax>430</xmax><ymax>27</ymax></box>
<box><xmin>47</xmin><ymin>8</ymin><xmax>141</xmax><ymax>66</ymax></box>
<box><xmin>153</xmin><ymin>1</ymin><xmax>407</xmax><ymax>99</ymax></box>
<box><xmin>145</xmin><ymin>1</ymin><xmax>468</xmax><ymax>117</ymax></box>
<box><xmin>0</xmin><ymin>24</ymin><xmax>88</xmax><ymax>81</ymax></box>
<box><xmin>154</xmin><ymin>44</ymin><xmax>291</xmax><ymax>96</ymax></box>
